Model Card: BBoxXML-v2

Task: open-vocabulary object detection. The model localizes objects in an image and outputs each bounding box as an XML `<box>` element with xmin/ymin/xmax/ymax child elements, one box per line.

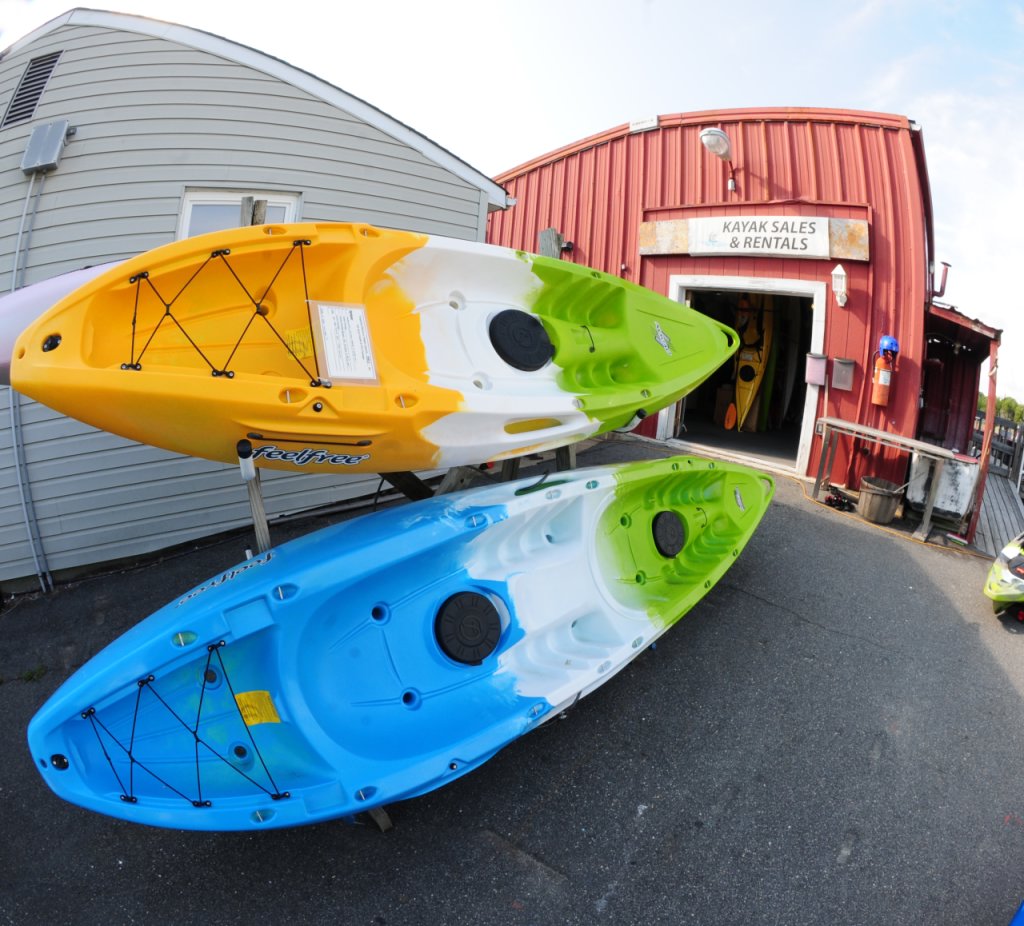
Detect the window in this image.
<box><xmin>2</xmin><ymin>51</ymin><xmax>62</xmax><ymax>129</ymax></box>
<box><xmin>177</xmin><ymin>190</ymin><xmax>301</xmax><ymax>239</ymax></box>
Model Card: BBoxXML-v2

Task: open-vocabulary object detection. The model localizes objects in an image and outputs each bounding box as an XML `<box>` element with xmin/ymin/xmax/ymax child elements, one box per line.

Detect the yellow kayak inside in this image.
<box><xmin>733</xmin><ymin>300</ymin><xmax>774</xmax><ymax>432</ymax></box>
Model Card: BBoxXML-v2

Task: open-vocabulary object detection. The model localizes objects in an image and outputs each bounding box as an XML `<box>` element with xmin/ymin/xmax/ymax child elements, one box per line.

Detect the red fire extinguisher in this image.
<box><xmin>871</xmin><ymin>335</ymin><xmax>900</xmax><ymax>406</ymax></box>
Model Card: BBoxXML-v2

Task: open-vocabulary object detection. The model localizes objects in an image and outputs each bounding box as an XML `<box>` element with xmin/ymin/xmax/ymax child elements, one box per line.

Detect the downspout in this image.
<box><xmin>16</xmin><ymin>170</ymin><xmax>47</xmax><ymax>289</ymax></box>
<box><xmin>8</xmin><ymin>171</ymin><xmax>53</xmax><ymax>593</ymax></box>
<box><xmin>9</xmin><ymin>172</ymin><xmax>36</xmax><ymax>293</ymax></box>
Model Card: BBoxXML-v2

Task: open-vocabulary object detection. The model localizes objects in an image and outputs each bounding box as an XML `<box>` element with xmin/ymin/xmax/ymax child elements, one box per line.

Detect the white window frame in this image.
<box><xmin>176</xmin><ymin>189</ymin><xmax>302</xmax><ymax>240</ymax></box>
<box><xmin>666</xmin><ymin>274</ymin><xmax>828</xmax><ymax>475</ymax></box>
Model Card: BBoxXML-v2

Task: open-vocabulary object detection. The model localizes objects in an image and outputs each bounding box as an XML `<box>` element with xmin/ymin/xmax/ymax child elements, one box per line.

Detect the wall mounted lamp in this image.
<box><xmin>699</xmin><ymin>127</ymin><xmax>736</xmax><ymax>192</ymax></box>
<box><xmin>831</xmin><ymin>263</ymin><xmax>848</xmax><ymax>307</ymax></box>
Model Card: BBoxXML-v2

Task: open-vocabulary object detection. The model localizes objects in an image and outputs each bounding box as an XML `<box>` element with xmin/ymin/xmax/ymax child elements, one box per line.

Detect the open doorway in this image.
<box><xmin>670</xmin><ymin>287</ymin><xmax>815</xmax><ymax>469</ymax></box>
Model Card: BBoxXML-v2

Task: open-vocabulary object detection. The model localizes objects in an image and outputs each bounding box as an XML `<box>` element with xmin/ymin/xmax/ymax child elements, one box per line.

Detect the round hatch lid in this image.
<box><xmin>435</xmin><ymin>592</ymin><xmax>502</xmax><ymax>665</ymax></box>
<box><xmin>652</xmin><ymin>510</ymin><xmax>686</xmax><ymax>558</ymax></box>
<box><xmin>488</xmin><ymin>310</ymin><xmax>554</xmax><ymax>371</ymax></box>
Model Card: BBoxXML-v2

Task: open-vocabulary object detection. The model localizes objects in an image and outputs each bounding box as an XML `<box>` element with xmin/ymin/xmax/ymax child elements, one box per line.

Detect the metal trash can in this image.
<box><xmin>858</xmin><ymin>476</ymin><xmax>902</xmax><ymax>525</ymax></box>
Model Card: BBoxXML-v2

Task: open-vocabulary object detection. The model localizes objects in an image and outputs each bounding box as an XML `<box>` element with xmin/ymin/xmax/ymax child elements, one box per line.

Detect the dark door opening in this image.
<box><xmin>673</xmin><ymin>289</ymin><xmax>814</xmax><ymax>467</ymax></box>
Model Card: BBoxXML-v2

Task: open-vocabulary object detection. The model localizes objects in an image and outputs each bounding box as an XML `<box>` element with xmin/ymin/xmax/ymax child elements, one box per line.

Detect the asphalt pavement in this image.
<box><xmin>2</xmin><ymin>435</ymin><xmax>1023</xmax><ymax>926</ymax></box>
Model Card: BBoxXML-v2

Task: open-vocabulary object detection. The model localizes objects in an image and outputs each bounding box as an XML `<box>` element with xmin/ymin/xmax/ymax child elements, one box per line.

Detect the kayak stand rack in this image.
<box><xmin>384</xmin><ymin>443</ymin><xmax>578</xmax><ymax>501</ymax></box>
<box><xmin>236</xmin><ymin>439</ymin><xmax>271</xmax><ymax>554</ymax></box>
<box><xmin>236</xmin><ymin>441</ymin><xmax>580</xmax><ymax>556</ymax></box>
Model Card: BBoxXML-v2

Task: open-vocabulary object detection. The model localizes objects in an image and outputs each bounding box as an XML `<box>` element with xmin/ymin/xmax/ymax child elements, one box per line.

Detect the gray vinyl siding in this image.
<box><xmin>0</xmin><ymin>15</ymin><xmax>498</xmax><ymax>586</ymax></box>
<box><xmin>0</xmin><ymin>391</ymin><xmax>402</xmax><ymax>586</ymax></box>
<box><xmin>0</xmin><ymin>26</ymin><xmax>487</xmax><ymax>286</ymax></box>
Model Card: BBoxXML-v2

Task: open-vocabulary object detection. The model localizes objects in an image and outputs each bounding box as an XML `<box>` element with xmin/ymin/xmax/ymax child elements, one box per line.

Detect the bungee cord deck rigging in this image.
<box><xmin>81</xmin><ymin>641</ymin><xmax>288</xmax><ymax>810</ymax></box>
<box><xmin>123</xmin><ymin>240</ymin><xmax>323</xmax><ymax>385</ymax></box>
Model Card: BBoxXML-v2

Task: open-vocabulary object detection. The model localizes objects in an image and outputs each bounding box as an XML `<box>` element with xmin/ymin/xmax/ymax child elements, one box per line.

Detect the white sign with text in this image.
<box><xmin>689</xmin><ymin>216</ymin><xmax>830</xmax><ymax>258</ymax></box>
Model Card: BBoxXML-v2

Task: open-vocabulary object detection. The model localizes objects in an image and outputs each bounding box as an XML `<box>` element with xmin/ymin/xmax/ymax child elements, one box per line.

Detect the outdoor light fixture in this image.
<box><xmin>699</xmin><ymin>127</ymin><xmax>731</xmax><ymax>159</ymax></box>
<box><xmin>699</xmin><ymin>127</ymin><xmax>736</xmax><ymax>192</ymax></box>
<box><xmin>831</xmin><ymin>263</ymin><xmax>848</xmax><ymax>307</ymax></box>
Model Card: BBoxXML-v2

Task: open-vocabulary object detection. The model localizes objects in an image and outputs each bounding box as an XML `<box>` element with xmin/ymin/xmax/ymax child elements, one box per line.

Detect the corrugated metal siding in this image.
<box><xmin>488</xmin><ymin>108</ymin><xmax>931</xmax><ymax>487</ymax></box>
<box><xmin>0</xmin><ymin>19</ymin><xmax>492</xmax><ymax>585</ymax></box>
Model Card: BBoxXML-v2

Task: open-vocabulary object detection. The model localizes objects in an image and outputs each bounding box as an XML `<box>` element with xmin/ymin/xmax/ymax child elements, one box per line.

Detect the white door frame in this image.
<box><xmin>666</xmin><ymin>274</ymin><xmax>827</xmax><ymax>475</ymax></box>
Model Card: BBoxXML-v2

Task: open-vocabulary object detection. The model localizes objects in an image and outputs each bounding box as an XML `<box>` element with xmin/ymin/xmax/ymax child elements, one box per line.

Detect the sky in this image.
<box><xmin>2</xmin><ymin>0</ymin><xmax>1024</xmax><ymax>396</ymax></box>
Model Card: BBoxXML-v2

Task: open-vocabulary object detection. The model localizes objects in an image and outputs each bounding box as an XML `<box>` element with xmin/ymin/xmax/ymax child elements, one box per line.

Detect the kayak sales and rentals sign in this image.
<box><xmin>692</xmin><ymin>216</ymin><xmax>828</xmax><ymax>257</ymax></box>
<box><xmin>638</xmin><ymin>215</ymin><xmax>869</xmax><ymax>261</ymax></box>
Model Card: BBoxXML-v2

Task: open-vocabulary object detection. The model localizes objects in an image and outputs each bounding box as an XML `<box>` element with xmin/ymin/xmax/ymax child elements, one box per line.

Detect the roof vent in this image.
<box><xmin>1</xmin><ymin>51</ymin><xmax>62</xmax><ymax>129</ymax></box>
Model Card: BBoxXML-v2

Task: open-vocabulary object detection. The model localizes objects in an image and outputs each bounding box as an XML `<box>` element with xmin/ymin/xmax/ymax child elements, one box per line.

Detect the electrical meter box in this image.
<box><xmin>21</xmin><ymin>120</ymin><xmax>69</xmax><ymax>174</ymax></box>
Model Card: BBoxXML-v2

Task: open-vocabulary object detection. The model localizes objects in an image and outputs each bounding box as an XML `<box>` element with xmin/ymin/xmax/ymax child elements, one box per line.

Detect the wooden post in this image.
<box><xmin>966</xmin><ymin>339</ymin><xmax>1000</xmax><ymax>544</ymax></box>
<box><xmin>239</xmin><ymin>196</ymin><xmax>268</xmax><ymax>226</ymax></box>
<box><xmin>500</xmin><ymin>458</ymin><xmax>521</xmax><ymax>481</ymax></box>
<box><xmin>911</xmin><ymin>458</ymin><xmax>946</xmax><ymax>542</ymax></box>
<box><xmin>435</xmin><ymin>466</ymin><xmax>482</xmax><ymax>495</ymax></box>
<box><xmin>555</xmin><ymin>444</ymin><xmax>576</xmax><ymax>471</ymax></box>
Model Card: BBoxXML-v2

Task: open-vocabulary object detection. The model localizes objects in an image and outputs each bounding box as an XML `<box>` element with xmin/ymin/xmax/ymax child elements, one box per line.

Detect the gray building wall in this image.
<box><xmin>0</xmin><ymin>392</ymin><xmax>392</xmax><ymax>584</ymax></box>
<box><xmin>0</xmin><ymin>9</ymin><xmax>507</xmax><ymax>588</ymax></box>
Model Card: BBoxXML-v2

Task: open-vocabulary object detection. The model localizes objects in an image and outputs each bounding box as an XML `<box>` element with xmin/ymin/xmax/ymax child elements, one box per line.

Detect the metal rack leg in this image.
<box><xmin>237</xmin><ymin>440</ymin><xmax>271</xmax><ymax>553</ymax></box>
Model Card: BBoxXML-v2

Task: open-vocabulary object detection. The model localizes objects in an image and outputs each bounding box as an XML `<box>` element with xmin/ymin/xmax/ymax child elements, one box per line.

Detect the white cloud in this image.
<box><xmin>893</xmin><ymin>88</ymin><xmax>1024</xmax><ymax>396</ymax></box>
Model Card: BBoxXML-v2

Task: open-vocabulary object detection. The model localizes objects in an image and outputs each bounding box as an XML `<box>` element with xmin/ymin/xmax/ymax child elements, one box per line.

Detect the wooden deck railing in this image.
<box><xmin>972</xmin><ymin>413</ymin><xmax>1021</xmax><ymax>478</ymax></box>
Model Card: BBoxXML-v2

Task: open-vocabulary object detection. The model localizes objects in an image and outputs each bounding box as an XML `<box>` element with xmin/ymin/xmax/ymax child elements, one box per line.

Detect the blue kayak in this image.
<box><xmin>27</xmin><ymin>455</ymin><xmax>773</xmax><ymax>830</ymax></box>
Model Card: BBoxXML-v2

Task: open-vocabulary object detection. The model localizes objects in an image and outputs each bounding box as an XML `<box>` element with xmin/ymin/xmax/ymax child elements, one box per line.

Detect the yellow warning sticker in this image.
<box><xmin>285</xmin><ymin>327</ymin><xmax>314</xmax><ymax>360</ymax></box>
<box><xmin>235</xmin><ymin>690</ymin><xmax>281</xmax><ymax>726</ymax></box>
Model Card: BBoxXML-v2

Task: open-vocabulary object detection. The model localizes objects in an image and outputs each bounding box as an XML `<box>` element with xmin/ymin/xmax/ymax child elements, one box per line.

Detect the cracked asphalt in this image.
<box><xmin>2</xmin><ymin>436</ymin><xmax>1023</xmax><ymax>926</ymax></box>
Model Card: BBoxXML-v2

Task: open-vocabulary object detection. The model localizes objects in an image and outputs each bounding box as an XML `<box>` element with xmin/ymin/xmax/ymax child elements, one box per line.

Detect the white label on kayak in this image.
<box><xmin>653</xmin><ymin>321</ymin><xmax>673</xmax><ymax>356</ymax></box>
<box><xmin>309</xmin><ymin>301</ymin><xmax>378</xmax><ymax>383</ymax></box>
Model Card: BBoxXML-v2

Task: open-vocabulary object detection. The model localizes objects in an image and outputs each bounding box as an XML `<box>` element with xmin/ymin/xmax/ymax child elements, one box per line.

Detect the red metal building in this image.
<box><xmin>488</xmin><ymin>107</ymin><xmax>995</xmax><ymax>496</ymax></box>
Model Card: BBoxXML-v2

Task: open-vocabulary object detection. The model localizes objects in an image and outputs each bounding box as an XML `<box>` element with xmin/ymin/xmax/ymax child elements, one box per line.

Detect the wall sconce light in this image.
<box><xmin>831</xmin><ymin>263</ymin><xmax>848</xmax><ymax>307</ymax></box>
<box><xmin>699</xmin><ymin>127</ymin><xmax>736</xmax><ymax>192</ymax></box>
